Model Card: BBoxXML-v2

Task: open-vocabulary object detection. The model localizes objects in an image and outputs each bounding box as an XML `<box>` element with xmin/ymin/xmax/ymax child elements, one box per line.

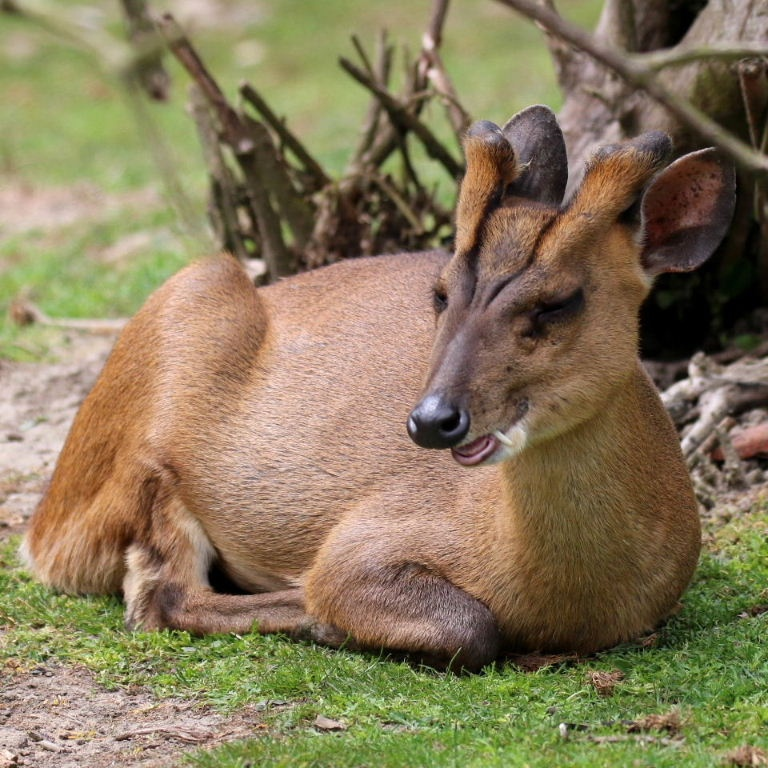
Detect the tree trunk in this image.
<box><xmin>553</xmin><ymin>0</ymin><xmax>768</xmax><ymax>194</ymax></box>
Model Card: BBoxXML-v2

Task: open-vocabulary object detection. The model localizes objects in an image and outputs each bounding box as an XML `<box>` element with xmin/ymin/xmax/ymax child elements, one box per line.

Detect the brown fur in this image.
<box><xmin>22</xmin><ymin>111</ymin><xmax>735</xmax><ymax>671</ymax></box>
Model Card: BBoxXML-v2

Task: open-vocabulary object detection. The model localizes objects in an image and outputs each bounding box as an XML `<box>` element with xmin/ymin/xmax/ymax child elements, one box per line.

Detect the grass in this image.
<box><xmin>2</xmin><ymin>502</ymin><xmax>767</xmax><ymax>767</ymax></box>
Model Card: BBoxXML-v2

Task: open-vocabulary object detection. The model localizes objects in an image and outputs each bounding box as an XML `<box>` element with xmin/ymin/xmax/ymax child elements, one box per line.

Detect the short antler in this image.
<box><xmin>455</xmin><ymin>121</ymin><xmax>517</xmax><ymax>256</ymax></box>
<box><xmin>455</xmin><ymin>105</ymin><xmax>568</xmax><ymax>257</ymax></box>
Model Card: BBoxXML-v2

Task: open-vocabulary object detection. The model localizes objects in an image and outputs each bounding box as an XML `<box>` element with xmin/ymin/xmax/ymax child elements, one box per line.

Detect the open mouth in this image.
<box><xmin>450</xmin><ymin>418</ymin><xmax>529</xmax><ymax>467</ymax></box>
<box><xmin>451</xmin><ymin>434</ymin><xmax>500</xmax><ymax>466</ymax></box>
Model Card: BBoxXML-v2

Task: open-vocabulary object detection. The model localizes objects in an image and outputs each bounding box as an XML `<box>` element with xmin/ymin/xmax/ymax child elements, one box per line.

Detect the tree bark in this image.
<box><xmin>552</xmin><ymin>0</ymin><xmax>768</xmax><ymax>194</ymax></box>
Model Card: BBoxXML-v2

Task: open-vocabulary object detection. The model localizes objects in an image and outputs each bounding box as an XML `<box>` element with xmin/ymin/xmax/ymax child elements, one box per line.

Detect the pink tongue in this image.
<box><xmin>451</xmin><ymin>435</ymin><xmax>499</xmax><ymax>466</ymax></box>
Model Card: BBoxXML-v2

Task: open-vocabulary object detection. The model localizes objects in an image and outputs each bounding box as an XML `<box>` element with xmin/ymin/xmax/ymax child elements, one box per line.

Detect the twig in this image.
<box><xmin>9</xmin><ymin>298</ymin><xmax>127</xmax><ymax>334</ymax></box>
<box><xmin>114</xmin><ymin>725</ymin><xmax>213</xmax><ymax>743</ymax></box>
<box><xmin>339</xmin><ymin>56</ymin><xmax>463</xmax><ymax>178</ymax></box>
<box><xmin>419</xmin><ymin>0</ymin><xmax>470</xmax><ymax>138</ymax></box>
<box><xmin>160</xmin><ymin>13</ymin><xmax>294</xmax><ymax>276</ymax></box>
<box><xmin>119</xmin><ymin>0</ymin><xmax>170</xmax><ymax>100</ymax></box>
<box><xmin>350</xmin><ymin>30</ymin><xmax>393</xmax><ymax>168</ymax></box>
<box><xmin>637</xmin><ymin>43</ymin><xmax>768</xmax><ymax>72</ymax></box>
<box><xmin>587</xmin><ymin>735</ymin><xmax>683</xmax><ymax>747</ymax></box>
<box><xmin>11</xmin><ymin>0</ymin><xmax>135</xmax><ymax>73</ymax></box>
<box><xmin>492</xmin><ymin>0</ymin><xmax>768</xmax><ymax>179</ymax></box>
<box><xmin>125</xmin><ymin>77</ymin><xmax>212</xmax><ymax>252</ymax></box>
<box><xmin>368</xmin><ymin>173</ymin><xmax>424</xmax><ymax>233</ymax></box>
<box><xmin>423</xmin><ymin>0</ymin><xmax>450</xmax><ymax>51</ymax></box>
<box><xmin>241</xmin><ymin>113</ymin><xmax>315</xmax><ymax>250</ymax></box>
<box><xmin>351</xmin><ymin>33</ymin><xmax>378</xmax><ymax>80</ymax></box>
<box><xmin>189</xmin><ymin>86</ymin><xmax>251</xmax><ymax>262</ymax></box>
<box><xmin>158</xmin><ymin>14</ymin><xmax>249</xmax><ymax>151</ymax></box>
<box><xmin>240</xmin><ymin>82</ymin><xmax>330</xmax><ymax>189</ymax></box>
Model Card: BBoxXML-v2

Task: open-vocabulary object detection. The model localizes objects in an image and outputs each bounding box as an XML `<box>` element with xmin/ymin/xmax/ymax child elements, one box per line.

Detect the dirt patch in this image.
<box><xmin>0</xmin><ymin>180</ymin><xmax>160</xmax><ymax>239</ymax></box>
<box><xmin>0</xmin><ymin>662</ymin><xmax>267</xmax><ymax>768</ymax></box>
<box><xmin>0</xmin><ymin>332</ymin><xmax>282</xmax><ymax>768</ymax></box>
<box><xmin>0</xmin><ymin>332</ymin><xmax>116</xmax><ymax>540</ymax></box>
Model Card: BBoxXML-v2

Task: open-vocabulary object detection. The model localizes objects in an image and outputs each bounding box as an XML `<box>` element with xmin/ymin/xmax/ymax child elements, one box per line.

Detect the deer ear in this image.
<box><xmin>501</xmin><ymin>105</ymin><xmax>568</xmax><ymax>206</ymax></box>
<box><xmin>640</xmin><ymin>149</ymin><xmax>736</xmax><ymax>276</ymax></box>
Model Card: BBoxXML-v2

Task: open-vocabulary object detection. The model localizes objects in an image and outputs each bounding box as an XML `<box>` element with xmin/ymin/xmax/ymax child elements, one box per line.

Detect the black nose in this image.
<box><xmin>407</xmin><ymin>394</ymin><xmax>470</xmax><ymax>449</ymax></box>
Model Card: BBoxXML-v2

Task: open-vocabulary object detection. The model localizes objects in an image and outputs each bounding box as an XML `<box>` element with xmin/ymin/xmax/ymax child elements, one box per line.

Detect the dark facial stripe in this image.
<box><xmin>479</xmin><ymin>212</ymin><xmax>559</xmax><ymax>309</ymax></box>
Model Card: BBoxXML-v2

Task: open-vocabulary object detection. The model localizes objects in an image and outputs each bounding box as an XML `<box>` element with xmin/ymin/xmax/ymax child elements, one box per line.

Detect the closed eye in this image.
<box><xmin>532</xmin><ymin>287</ymin><xmax>585</xmax><ymax>325</ymax></box>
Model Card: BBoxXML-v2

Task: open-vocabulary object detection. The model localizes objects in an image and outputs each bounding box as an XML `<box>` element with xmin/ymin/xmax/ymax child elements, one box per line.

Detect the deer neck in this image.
<box><xmin>498</xmin><ymin>366</ymin><xmax>653</xmax><ymax>562</ymax></box>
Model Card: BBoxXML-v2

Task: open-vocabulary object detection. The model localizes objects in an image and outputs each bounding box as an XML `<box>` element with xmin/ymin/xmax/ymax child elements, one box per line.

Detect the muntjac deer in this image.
<box><xmin>22</xmin><ymin>106</ymin><xmax>735</xmax><ymax>671</ymax></box>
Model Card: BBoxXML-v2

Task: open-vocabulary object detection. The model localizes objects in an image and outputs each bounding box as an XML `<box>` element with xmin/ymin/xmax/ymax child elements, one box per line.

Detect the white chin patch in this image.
<box><xmin>493</xmin><ymin>423</ymin><xmax>528</xmax><ymax>461</ymax></box>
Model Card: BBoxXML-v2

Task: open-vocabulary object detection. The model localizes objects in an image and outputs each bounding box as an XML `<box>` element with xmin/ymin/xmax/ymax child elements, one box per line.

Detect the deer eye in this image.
<box><xmin>528</xmin><ymin>288</ymin><xmax>584</xmax><ymax>332</ymax></box>
<box><xmin>535</xmin><ymin>288</ymin><xmax>584</xmax><ymax>322</ymax></box>
<box><xmin>433</xmin><ymin>287</ymin><xmax>449</xmax><ymax>314</ymax></box>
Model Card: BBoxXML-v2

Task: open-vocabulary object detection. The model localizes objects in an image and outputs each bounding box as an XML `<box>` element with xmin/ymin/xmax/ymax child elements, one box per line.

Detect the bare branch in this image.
<box><xmin>423</xmin><ymin>0</ymin><xmax>450</xmax><ymax>51</ymax></box>
<box><xmin>350</xmin><ymin>30</ymin><xmax>393</xmax><ymax>168</ymax></box>
<box><xmin>159</xmin><ymin>13</ymin><xmax>295</xmax><ymax>276</ymax></box>
<box><xmin>492</xmin><ymin>0</ymin><xmax>768</xmax><ymax>178</ymax></box>
<box><xmin>638</xmin><ymin>43</ymin><xmax>768</xmax><ymax>71</ymax></box>
<box><xmin>240</xmin><ymin>83</ymin><xmax>330</xmax><ymax>189</ymax></box>
<box><xmin>419</xmin><ymin>0</ymin><xmax>470</xmax><ymax>139</ymax></box>
<box><xmin>158</xmin><ymin>14</ymin><xmax>249</xmax><ymax>151</ymax></box>
<box><xmin>368</xmin><ymin>173</ymin><xmax>424</xmax><ymax>233</ymax></box>
<box><xmin>339</xmin><ymin>56</ymin><xmax>463</xmax><ymax>178</ymax></box>
<box><xmin>119</xmin><ymin>0</ymin><xmax>170</xmax><ymax>100</ymax></box>
<box><xmin>11</xmin><ymin>0</ymin><xmax>137</xmax><ymax>75</ymax></box>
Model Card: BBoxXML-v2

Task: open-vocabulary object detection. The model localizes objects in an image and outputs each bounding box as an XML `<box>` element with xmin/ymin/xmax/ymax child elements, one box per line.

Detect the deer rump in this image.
<box><xmin>22</xmin><ymin>106</ymin><xmax>735</xmax><ymax>671</ymax></box>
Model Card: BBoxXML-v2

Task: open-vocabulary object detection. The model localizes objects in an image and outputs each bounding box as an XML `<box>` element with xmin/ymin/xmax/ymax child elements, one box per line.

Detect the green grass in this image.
<box><xmin>2</xmin><ymin>503</ymin><xmax>767</xmax><ymax>767</ymax></box>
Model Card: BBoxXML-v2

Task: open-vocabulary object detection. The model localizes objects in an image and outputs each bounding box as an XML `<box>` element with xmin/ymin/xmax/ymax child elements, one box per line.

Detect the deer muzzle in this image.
<box><xmin>407</xmin><ymin>393</ymin><xmax>470</xmax><ymax>450</ymax></box>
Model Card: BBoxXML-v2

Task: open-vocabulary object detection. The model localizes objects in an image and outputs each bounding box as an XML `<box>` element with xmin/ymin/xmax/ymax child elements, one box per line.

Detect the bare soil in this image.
<box><xmin>0</xmin><ymin>662</ymin><xmax>264</xmax><ymax>768</ymax></box>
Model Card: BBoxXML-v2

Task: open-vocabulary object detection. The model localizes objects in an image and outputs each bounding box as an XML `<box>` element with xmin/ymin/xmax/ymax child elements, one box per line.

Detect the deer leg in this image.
<box><xmin>122</xmin><ymin>485</ymin><xmax>346</xmax><ymax>643</ymax></box>
<box><xmin>305</xmin><ymin>524</ymin><xmax>501</xmax><ymax>671</ymax></box>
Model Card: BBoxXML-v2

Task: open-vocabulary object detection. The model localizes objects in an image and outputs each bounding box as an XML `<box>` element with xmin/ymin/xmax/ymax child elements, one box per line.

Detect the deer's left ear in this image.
<box><xmin>640</xmin><ymin>149</ymin><xmax>736</xmax><ymax>276</ymax></box>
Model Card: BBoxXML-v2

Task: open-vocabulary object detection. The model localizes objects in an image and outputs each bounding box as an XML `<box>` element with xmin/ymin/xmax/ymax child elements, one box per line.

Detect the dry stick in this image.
<box><xmin>125</xmin><ymin>76</ymin><xmax>212</xmax><ymax>252</ymax></box>
<box><xmin>421</xmin><ymin>46</ymin><xmax>471</xmax><ymax>140</ymax></box>
<box><xmin>241</xmin><ymin>112</ymin><xmax>315</xmax><ymax>251</ymax></box>
<box><xmin>158</xmin><ymin>14</ymin><xmax>248</xmax><ymax>150</ymax></box>
<box><xmin>159</xmin><ymin>14</ymin><xmax>293</xmax><ymax>276</ymax></box>
<box><xmin>637</xmin><ymin>43</ymin><xmax>768</xmax><ymax>71</ymax></box>
<box><xmin>492</xmin><ymin>0</ymin><xmax>768</xmax><ymax>179</ymax></box>
<box><xmin>240</xmin><ymin>83</ymin><xmax>330</xmax><ymax>189</ymax></box>
<box><xmin>425</xmin><ymin>0</ymin><xmax>450</xmax><ymax>48</ymax></box>
<box><xmin>12</xmin><ymin>3</ymin><xmax>209</xmax><ymax>252</ymax></box>
<box><xmin>339</xmin><ymin>56</ymin><xmax>463</xmax><ymax>178</ymax></box>
<box><xmin>419</xmin><ymin>0</ymin><xmax>470</xmax><ymax>139</ymax></box>
<box><xmin>351</xmin><ymin>33</ymin><xmax>378</xmax><ymax>80</ymax></box>
<box><xmin>10</xmin><ymin>0</ymin><xmax>135</xmax><ymax>72</ymax></box>
<box><xmin>737</xmin><ymin>59</ymin><xmax>768</xmax><ymax>299</ymax></box>
<box><xmin>10</xmin><ymin>299</ymin><xmax>126</xmax><ymax>334</ymax></box>
<box><xmin>350</xmin><ymin>30</ymin><xmax>393</xmax><ymax>167</ymax></box>
<box><xmin>368</xmin><ymin>173</ymin><xmax>424</xmax><ymax>233</ymax></box>
<box><xmin>189</xmin><ymin>86</ymin><xmax>251</xmax><ymax>262</ymax></box>
<box><xmin>119</xmin><ymin>0</ymin><xmax>170</xmax><ymax>100</ymax></box>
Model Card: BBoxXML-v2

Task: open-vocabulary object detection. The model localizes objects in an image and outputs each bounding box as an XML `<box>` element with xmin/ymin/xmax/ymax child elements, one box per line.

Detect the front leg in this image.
<box><xmin>304</xmin><ymin>524</ymin><xmax>501</xmax><ymax>672</ymax></box>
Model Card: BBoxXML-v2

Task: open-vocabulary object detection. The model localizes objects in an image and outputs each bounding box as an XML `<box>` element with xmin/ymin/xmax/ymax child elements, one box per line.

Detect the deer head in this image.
<box><xmin>407</xmin><ymin>106</ymin><xmax>735</xmax><ymax>466</ymax></box>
